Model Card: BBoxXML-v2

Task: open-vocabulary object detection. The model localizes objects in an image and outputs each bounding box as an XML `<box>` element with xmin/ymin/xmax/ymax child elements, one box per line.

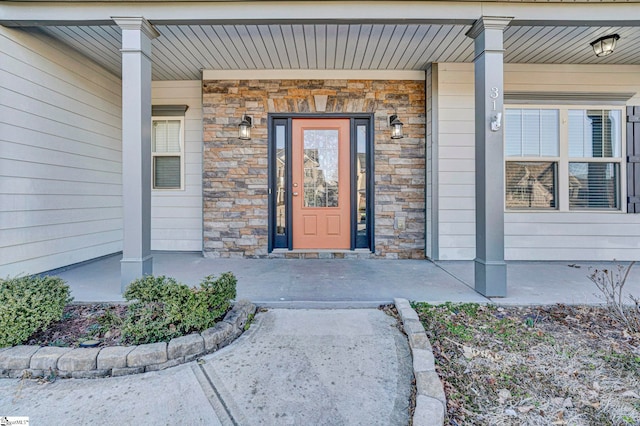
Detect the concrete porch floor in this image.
<box><xmin>50</xmin><ymin>252</ymin><xmax>640</xmax><ymax>306</ymax></box>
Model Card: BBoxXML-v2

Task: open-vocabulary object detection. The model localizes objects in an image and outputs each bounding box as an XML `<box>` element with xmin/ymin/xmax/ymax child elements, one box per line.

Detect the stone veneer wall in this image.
<box><xmin>202</xmin><ymin>79</ymin><xmax>425</xmax><ymax>259</ymax></box>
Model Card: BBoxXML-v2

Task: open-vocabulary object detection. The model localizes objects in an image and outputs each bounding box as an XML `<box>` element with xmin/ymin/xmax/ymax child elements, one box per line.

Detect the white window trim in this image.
<box><xmin>152</xmin><ymin>116</ymin><xmax>185</xmax><ymax>191</ymax></box>
<box><xmin>505</xmin><ymin>104</ymin><xmax>626</xmax><ymax>213</ymax></box>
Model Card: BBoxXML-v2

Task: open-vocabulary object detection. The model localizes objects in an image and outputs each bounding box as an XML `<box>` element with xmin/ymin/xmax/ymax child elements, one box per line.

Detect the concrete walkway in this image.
<box><xmin>0</xmin><ymin>309</ymin><xmax>412</xmax><ymax>426</ymax></box>
<box><xmin>52</xmin><ymin>252</ymin><xmax>640</xmax><ymax>306</ymax></box>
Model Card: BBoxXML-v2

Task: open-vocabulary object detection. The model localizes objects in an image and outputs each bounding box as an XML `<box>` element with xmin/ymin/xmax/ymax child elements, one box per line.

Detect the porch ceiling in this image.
<box><xmin>38</xmin><ymin>23</ymin><xmax>640</xmax><ymax>80</ymax></box>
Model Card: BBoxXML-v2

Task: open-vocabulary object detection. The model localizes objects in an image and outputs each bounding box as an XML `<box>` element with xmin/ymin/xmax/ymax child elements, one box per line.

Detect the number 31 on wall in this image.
<box><xmin>489</xmin><ymin>87</ymin><xmax>502</xmax><ymax>132</ymax></box>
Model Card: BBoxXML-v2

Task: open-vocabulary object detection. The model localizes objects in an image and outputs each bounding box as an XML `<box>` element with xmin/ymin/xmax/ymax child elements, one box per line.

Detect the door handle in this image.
<box><xmin>293</xmin><ymin>192</ymin><xmax>299</xmax><ymax>196</ymax></box>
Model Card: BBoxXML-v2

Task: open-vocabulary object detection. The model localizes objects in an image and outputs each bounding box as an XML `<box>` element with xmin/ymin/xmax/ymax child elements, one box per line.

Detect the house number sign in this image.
<box><xmin>489</xmin><ymin>87</ymin><xmax>499</xmax><ymax>110</ymax></box>
<box><xmin>489</xmin><ymin>87</ymin><xmax>502</xmax><ymax>132</ymax></box>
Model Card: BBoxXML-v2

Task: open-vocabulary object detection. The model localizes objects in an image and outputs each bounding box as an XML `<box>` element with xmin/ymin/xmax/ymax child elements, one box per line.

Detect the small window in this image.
<box><xmin>152</xmin><ymin>118</ymin><xmax>184</xmax><ymax>189</ymax></box>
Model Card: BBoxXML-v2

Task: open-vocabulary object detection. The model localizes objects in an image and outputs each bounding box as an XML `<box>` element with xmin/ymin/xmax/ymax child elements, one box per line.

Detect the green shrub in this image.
<box><xmin>0</xmin><ymin>275</ymin><xmax>72</xmax><ymax>347</ymax></box>
<box><xmin>122</xmin><ymin>273</ymin><xmax>237</xmax><ymax>344</ymax></box>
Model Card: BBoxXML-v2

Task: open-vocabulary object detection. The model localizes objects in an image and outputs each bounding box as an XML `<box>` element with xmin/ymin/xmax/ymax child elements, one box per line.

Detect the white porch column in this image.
<box><xmin>466</xmin><ymin>16</ymin><xmax>512</xmax><ymax>297</ymax></box>
<box><xmin>113</xmin><ymin>17</ymin><xmax>159</xmax><ymax>292</ymax></box>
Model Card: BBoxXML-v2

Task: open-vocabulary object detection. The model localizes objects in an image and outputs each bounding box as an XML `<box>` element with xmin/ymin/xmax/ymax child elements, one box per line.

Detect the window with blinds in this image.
<box><xmin>505</xmin><ymin>107</ymin><xmax>623</xmax><ymax>211</ymax></box>
<box><xmin>568</xmin><ymin>109</ymin><xmax>621</xmax><ymax>210</ymax></box>
<box><xmin>506</xmin><ymin>161</ymin><xmax>557</xmax><ymax>209</ymax></box>
<box><xmin>505</xmin><ymin>109</ymin><xmax>559</xmax><ymax>157</ymax></box>
<box><xmin>505</xmin><ymin>109</ymin><xmax>559</xmax><ymax>209</ymax></box>
<box><xmin>152</xmin><ymin>118</ymin><xmax>183</xmax><ymax>189</ymax></box>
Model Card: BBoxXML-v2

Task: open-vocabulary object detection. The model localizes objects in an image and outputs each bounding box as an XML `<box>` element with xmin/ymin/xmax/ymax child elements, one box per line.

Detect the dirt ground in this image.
<box><xmin>414</xmin><ymin>303</ymin><xmax>640</xmax><ymax>426</ymax></box>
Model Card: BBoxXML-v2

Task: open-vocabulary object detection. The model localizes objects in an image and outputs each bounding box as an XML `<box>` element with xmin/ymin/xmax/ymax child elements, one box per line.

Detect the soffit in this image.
<box><xmin>37</xmin><ymin>23</ymin><xmax>640</xmax><ymax>80</ymax></box>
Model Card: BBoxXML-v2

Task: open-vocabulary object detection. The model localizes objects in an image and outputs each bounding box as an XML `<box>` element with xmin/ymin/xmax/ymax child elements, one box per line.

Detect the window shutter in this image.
<box><xmin>628</xmin><ymin>106</ymin><xmax>640</xmax><ymax>213</ymax></box>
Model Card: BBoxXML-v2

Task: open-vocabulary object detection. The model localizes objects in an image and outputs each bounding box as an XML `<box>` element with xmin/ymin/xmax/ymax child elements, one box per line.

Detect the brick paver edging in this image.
<box><xmin>0</xmin><ymin>300</ymin><xmax>256</xmax><ymax>379</ymax></box>
<box><xmin>394</xmin><ymin>298</ymin><xmax>446</xmax><ymax>426</ymax></box>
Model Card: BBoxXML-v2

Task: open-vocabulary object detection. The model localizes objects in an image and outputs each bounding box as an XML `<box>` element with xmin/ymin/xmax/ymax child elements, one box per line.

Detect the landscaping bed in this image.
<box><xmin>26</xmin><ymin>303</ymin><xmax>143</xmax><ymax>348</ymax></box>
<box><xmin>413</xmin><ymin>302</ymin><xmax>640</xmax><ymax>426</ymax></box>
<box><xmin>0</xmin><ymin>272</ymin><xmax>255</xmax><ymax>379</ymax></box>
<box><xmin>2</xmin><ymin>273</ymin><xmax>238</xmax><ymax>349</ymax></box>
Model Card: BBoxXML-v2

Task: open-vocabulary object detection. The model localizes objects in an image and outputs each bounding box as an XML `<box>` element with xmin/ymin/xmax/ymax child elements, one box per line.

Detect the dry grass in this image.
<box><xmin>413</xmin><ymin>303</ymin><xmax>640</xmax><ymax>426</ymax></box>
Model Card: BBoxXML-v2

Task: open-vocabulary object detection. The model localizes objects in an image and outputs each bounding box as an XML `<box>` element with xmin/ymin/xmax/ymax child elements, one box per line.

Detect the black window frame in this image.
<box><xmin>268</xmin><ymin>113</ymin><xmax>374</xmax><ymax>252</ymax></box>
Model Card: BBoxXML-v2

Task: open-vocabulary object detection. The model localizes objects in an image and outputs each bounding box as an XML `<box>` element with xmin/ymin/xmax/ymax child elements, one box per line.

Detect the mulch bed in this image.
<box><xmin>27</xmin><ymin>304</ymin><xmax>128</xmax><ymax>348</ymax></box>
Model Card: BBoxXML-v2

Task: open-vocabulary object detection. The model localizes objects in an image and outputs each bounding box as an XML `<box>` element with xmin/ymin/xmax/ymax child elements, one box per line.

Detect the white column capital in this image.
<box><xmin>112</xmin><ymin>16</ymin><xmax>160</xmax><ymax>39</ymax></box>
<box><xmin>465</xmin><ymin>16</ymin><xmax>513</xmax><ymax>40</ymax></box>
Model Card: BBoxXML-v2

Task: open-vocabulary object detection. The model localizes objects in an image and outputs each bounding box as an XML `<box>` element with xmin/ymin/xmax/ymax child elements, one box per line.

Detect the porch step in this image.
<box><xmin>268</xmin><ymin>249</ymin><xmax>374</xmax><ymax>259</ymax></box>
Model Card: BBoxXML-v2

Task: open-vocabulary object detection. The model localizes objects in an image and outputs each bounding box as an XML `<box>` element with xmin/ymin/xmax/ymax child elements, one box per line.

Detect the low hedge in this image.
<box><xmin>122</xmin><ymin>273</ymin><xmax>237</xmax><ymax>345</ymax></box>
<box><xmin>0</xmin><ymin>275</ymin><xmax>72</xmax><ymax>347</ymax></box>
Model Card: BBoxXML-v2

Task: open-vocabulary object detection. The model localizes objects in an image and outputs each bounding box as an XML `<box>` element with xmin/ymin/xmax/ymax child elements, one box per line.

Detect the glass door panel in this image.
<box><xmin>303</xmin><ymin>129</ymin><xmax>340</xmax><ymax>208</ymax></box>
<box><xmin>275</xmin><ymin>125</ymin><xmax>286</xmax><ymax>235</ymax></box>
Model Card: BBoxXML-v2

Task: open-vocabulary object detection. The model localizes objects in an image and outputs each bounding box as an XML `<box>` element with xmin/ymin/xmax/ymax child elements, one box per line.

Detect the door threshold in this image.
<box><xmin>269</xmin><ymin>249</ymin><xmax>374</xmax><ymax>259</ymax></box>
<box><xmin>271</xmin><ymin>249</ymin><xmax>372</xmax><ymax>253</ymax></box>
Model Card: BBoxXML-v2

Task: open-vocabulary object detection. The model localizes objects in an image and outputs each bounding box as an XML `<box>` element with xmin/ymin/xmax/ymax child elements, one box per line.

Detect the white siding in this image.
<box><xmin>436</xmin><ymin>63</ymin><xmax>476</xmax><ymax>260</ymax></box>
<box><xmin>151</xmin><ymin>81</ymin><xmax>203</xmax><ymax>251</ymax></box>
<box><xmin>435</xmin><ymin>62</ymin><xmax>640</xmax><ymax>260</ymax></box>
<box><xmin>0</xmin><ymin>27</ymin><xmax>123</xmax><ymax>276</ymax></box>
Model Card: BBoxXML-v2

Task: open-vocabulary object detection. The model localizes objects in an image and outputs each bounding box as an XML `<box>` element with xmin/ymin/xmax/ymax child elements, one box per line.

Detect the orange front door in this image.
<box><xmin>292</xmin><ymin>119</ymin><xmax>351</xmax><ymax>249</ymax></box>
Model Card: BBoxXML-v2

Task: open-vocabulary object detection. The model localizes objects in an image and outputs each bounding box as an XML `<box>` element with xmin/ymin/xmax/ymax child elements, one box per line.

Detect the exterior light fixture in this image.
<box><xmin>590</xmin><ymin>34</ymin><xmax>620</xmax><ymax>57</ymax></box>
<box><xmin>389</xmin><ymin>114</ymin><xmax>404</xmax><ymax>139</ymax></box>
<box><xmin>238</xmin><ymin>115</ymin><xmax>252</xmax><ymax>140</ymax></box>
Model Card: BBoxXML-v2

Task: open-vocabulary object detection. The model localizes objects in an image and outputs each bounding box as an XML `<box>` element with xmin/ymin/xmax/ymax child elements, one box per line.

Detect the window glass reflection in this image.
<box><xmin>303</xmin><ymin>129</ymin><xmax>339</xmax><ymax>207</ymax></box>
<box><xmin>568</xmin><ymin>109</ymin><xmax>621</xmax><ymax>158</ymax></box>
<box><xmin>569</xmin><ymin>162</ymin><xmax>619</xmax><ymax>209</ymax></box>
<box><xmin>505</xmin><ymin>161</ymin><xmax>557</xmax><ymax>209</ymax></box>
<box><xmin>276</xmin><ymin>125</ymin><xmax>286</xmax><ymax>234</ymax></box>
<box><xmin>357</xmin><ymin>125</ymin><xmax>367</xmax><ymax>237</ymax></box>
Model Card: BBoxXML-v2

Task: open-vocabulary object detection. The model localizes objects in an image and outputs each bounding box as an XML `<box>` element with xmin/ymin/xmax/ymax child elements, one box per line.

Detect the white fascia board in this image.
<box><xmin>202</xmin><ymin>70</ymin><xmax>425</xmax><ymax>81</ymax></box>
<box><xmin>2</xmin><ymin>1</ymin><xmax>639</xmax><ymax>26</ymax></box>
<box><xmin>0</xmin><ymin>1</ymin><xmax>478</xmax><ymax>25</ymax></box>
<box><xmin>482</xmin><ymin>3</ymin><xmax>640</xmax><ymax>26</ymax></box>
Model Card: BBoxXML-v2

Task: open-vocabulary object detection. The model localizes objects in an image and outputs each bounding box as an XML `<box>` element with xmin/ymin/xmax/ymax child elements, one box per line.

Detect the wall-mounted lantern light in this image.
<box><xmin>389</xmin><ymin>114</ymin><xmax>404</xmax><ymax>139</ymax></box>
<box><xmin>239</xmin><ymin>115</ymin><xmax>253</xmax><ymax>140</ymax></box>
<box><xmin>590</xmin><ymin>34</ymin><xmax>620</xmax><ymax>57</ymax></box>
